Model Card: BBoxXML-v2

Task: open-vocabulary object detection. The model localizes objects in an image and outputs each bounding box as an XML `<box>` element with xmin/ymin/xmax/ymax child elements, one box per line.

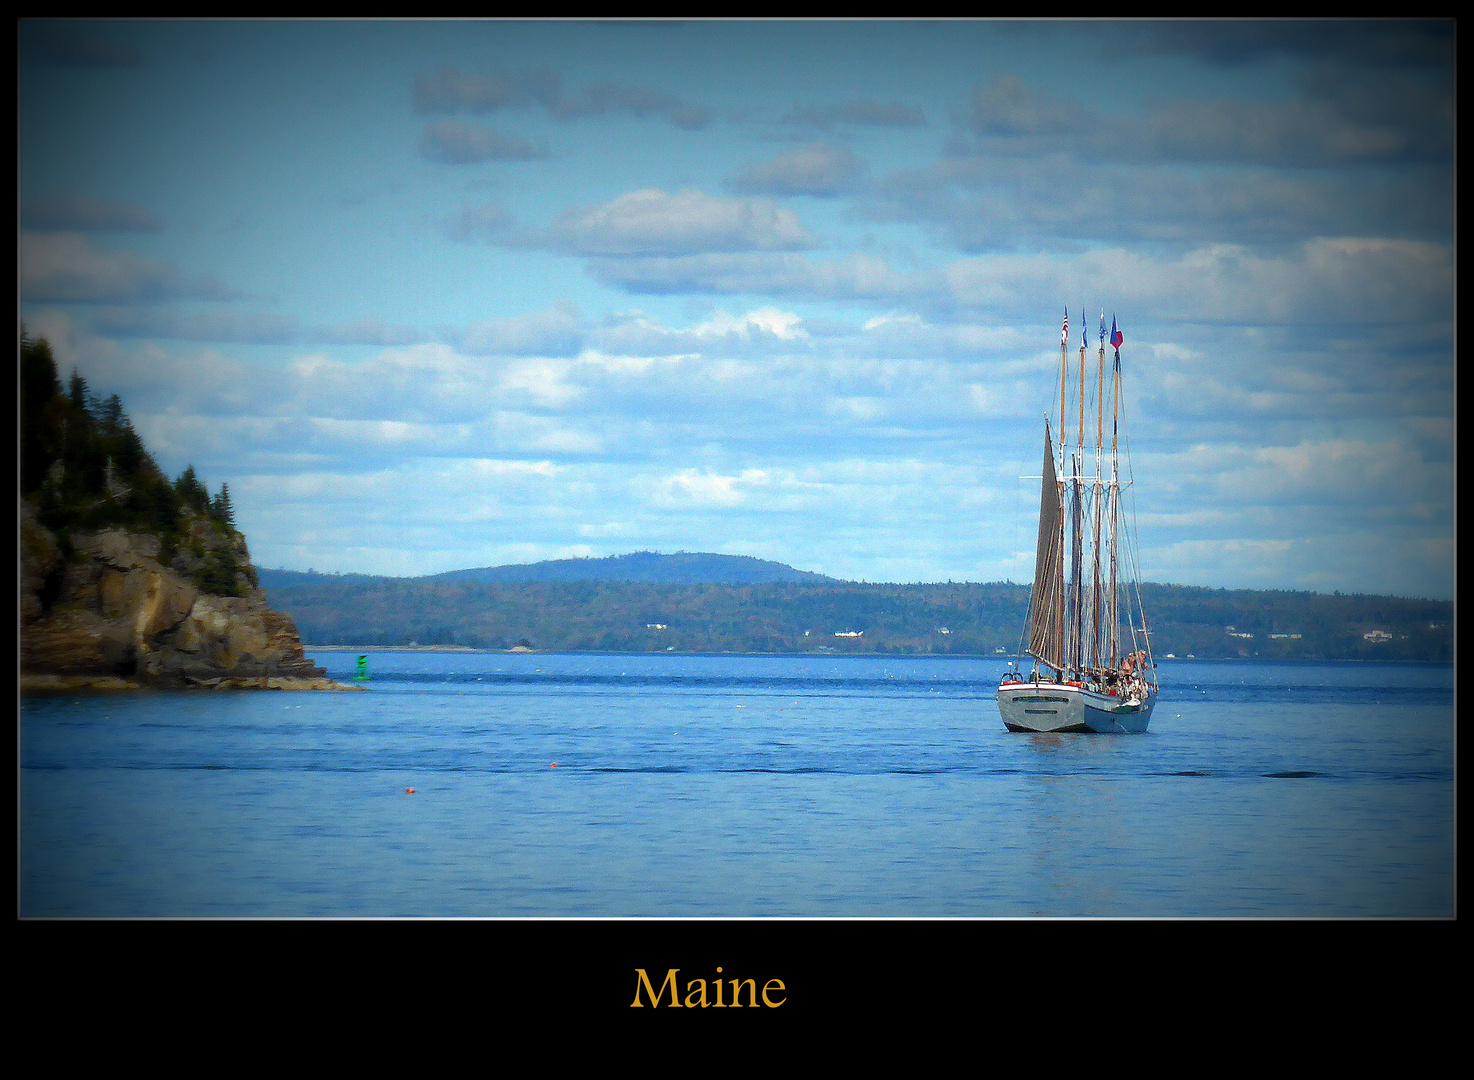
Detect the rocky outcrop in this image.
<box><xmin>20</xmin><ymin>499</ymin><xmax>352</xmax><ymax>691</ymax></box>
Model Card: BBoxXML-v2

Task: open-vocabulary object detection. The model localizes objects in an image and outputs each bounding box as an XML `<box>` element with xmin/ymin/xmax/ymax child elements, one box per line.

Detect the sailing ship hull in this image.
<box><xmin>996</xmin><ymin>679</ymin><xmax>1155</xmax><ymax>734</ymax></box>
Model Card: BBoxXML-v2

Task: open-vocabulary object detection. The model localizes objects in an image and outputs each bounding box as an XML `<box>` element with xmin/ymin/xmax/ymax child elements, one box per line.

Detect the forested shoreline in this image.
<box><xmin>260</xmin><ymin>570</ymin><xmax>1453</xmax><ymax>662</ymax></box>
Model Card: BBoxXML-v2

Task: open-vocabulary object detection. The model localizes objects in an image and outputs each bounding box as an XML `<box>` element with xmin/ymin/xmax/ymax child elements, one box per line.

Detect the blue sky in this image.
<box><xmin>19</xmin><ymin>19</ymin><xmax>1455</xmax><ymax>598</ymax></box>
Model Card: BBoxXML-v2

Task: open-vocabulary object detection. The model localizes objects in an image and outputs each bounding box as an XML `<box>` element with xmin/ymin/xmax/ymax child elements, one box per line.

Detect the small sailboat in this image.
<box><xmin>997</xmin><ymin>309</ymin><xmax>1158</xmax><ymax>733</ymax></box>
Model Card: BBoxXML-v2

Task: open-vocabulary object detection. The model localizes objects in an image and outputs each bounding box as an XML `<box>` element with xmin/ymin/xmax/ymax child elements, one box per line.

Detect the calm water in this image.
<box><xmin>19</xmin><ymin>653</ymin><xmax>1455</xmax><ymax>918</ymax></box>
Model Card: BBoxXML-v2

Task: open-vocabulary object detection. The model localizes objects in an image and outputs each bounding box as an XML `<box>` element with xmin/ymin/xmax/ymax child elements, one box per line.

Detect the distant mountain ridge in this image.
<box><xmin>258</xmin><ymin>551</ymin><xmax>837</xmax><ymax>588</ymax></box>
<box><xmin>432</xmin><ymin>551</ymin><xmax>837</xmax><ymax>585</ymax></box>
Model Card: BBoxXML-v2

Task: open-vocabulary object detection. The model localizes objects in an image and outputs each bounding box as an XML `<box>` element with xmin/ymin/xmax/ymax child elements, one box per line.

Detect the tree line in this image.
<box><xmin>258</xmin><ymin>571</ymin><xmax>1452</xmax><ymax>661</ymax></box>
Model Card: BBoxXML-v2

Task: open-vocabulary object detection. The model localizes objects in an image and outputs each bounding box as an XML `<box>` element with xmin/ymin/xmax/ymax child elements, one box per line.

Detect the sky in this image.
<box><xmin>18</xmin><ymin>19</ymin><xmax>1455</xmax><ymax>599</ymax></box>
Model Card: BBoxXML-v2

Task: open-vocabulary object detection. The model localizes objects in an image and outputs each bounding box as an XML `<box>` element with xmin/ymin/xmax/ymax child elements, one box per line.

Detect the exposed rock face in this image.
<box><xmin>20</xmin><ymin>500</ymin><xmax>328</xmax><ymax>687</ymax></box>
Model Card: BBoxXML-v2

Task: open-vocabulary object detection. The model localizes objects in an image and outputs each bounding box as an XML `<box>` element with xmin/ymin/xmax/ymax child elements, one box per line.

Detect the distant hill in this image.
<box><xmin>428</xmin><ymin>551</ymin><xmax>836</xmax><ymax>585</ymax></box>
<box><xmin>258</xmin><ymin>551</ymin><xmax>836</xmax><ymax>589</ymax></box>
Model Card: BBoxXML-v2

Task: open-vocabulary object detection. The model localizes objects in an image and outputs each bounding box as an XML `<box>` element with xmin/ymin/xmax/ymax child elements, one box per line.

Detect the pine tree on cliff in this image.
<box><xmin>67</xmin><ymin>367</ymin><xmax>91</xmax><ymax>414</ymax></box>
<box><xmin>210</xmin><ymin>483</ymin><xmax>235</xmax><ymax>527</ymax></box>
<box><xmin>175</xmin><ymin>465</ymin><xmax>211</xmax><ymax>514</ymax></box>
<box><xmin>20</xmin><ymin>324</ymin><xmax>64</xmax><ymax>493</ymax></box>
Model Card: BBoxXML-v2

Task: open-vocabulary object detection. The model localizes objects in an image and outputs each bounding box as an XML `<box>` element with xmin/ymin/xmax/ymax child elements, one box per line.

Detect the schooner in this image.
<box><xmin>996</xmin><ymin>308</ymin><xmax>1158</xmax><ymax>733</ymax></box>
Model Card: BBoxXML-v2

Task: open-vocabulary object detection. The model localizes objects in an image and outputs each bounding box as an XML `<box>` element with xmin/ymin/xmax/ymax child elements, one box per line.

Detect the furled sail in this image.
<box><xmin>1026</xmin><ymin>420</ymin><xmax>1065</xmax><ymax>672</ymax></box>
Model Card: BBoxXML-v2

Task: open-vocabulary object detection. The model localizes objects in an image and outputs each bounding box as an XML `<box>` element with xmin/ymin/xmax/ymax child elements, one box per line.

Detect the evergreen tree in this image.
<box><xmin>143</xmin><ymin>469</ymin><xmax>183</xmax><ymax>538</ymax></box>
<box><xmin>20</xmin><ymin>324</ymin><xmax>60</xmax><ymax>416</ymax></box>
<box><xmin>67</xmin><ymin>368</ymin><xmax>90</xmax><ymax>413</ymax></box>
<box><xmin>20</xmin><ymin>324</ymin><xmax>64</xmax><ymax>493</ymax></box>
<box><xmin>210</xmin><ymin>482</ymin><xmax>235</xmax><ymax>526</ymax></box>
<box><xmin>175</xmin><ymin>465</ymin><xmax>211</xmax><ymax>514</ymax></box>
<box><xmin>22</xmin><ymin>333</ymin><xmax>252</xmax><ymax>565</ymax></box>
<box><xmin>112</xmin><ymin>416</ymin><xmax>148</xmax><ymax>476</ymax></box>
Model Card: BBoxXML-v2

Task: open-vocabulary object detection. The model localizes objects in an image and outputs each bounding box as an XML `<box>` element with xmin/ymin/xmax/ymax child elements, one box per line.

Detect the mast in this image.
<box><xmin>1071</xmin><ymin>451</ymin><xmax>1084</xmax><ymax>671</ymax></box>
<box><xmin>1078</xmin><ymin>312</ymin><xmax>1086</xmax><ymax>470</ymax></box>
<box><xmin>1093</xmin><ymin>313</ymin><xmax>1105</xmax><ymax>672</ymax></box>
<box><xmin>1059</xmin><ymin>307</ymin><xmax>1068</xmax><ymax>473</ymax></box>
<box><xmin>1058</xmin><ymin>307</ymin><xmax>1068</xmax><ymax>661</ymax></box>
<box><xmin>1108</xmin><ymin>315</ymin><xmax>1122</xmax><ymax>667</ymax></box>
<box><xmin>1078</xmin><ymin>307</ymin><xmax>1090</xmax><ymax>668</ymax></box>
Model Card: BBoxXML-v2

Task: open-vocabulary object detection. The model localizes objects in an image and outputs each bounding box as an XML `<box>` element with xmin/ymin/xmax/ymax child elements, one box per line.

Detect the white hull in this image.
<box><xmin>996</xmin><ymin>679</ymin><xmax>1155</xmax><ymax>733</ymax></box>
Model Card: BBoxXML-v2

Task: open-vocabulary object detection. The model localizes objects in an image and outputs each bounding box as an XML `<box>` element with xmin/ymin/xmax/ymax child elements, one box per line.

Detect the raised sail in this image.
<box><xmin>1025</xmin><ymin>420</ymin><xmax>1064</xmax><ymax>674</ymax></box>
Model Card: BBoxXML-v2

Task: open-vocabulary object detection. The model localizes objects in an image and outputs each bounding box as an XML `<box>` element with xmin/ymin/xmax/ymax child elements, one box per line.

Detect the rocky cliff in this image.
<box><xmin>18</xmin><ymin>326</ymin><xmax>358</xmax><ymax>692</ymax></box>
<box><xmin>20</xmin><ymin>498</ymin><xmax>352</xmax><ymax>692</ymax></box>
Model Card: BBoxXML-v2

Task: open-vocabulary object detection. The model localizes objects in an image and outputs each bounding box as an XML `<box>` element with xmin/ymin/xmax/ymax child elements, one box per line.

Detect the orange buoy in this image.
<box><xmin>549</xmin><ymin>762</ymin><xmax>558</xmax><ymax>768</ymax></box>
<box><xmin>405</xmin><ymin>787</ymin><xmax>416</xmax><ymax>794</ymax></box>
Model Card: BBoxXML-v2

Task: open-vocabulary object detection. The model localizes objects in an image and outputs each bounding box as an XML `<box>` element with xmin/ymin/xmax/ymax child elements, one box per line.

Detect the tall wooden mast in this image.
<box><xmin>1059</xmin><ymin>308</ymin><xmax>1068</xmax><ymax>475</ymax></box>
<box><xmin>1078</xmin><ymin>313</ymin><xmax>1090</xmax><ymax>669</ymax></box>
<box><xmin>1059</xmin><ymin>307</ymin><xmax>1068</xmax><ymax>665</ymax></box>
<box><xmin>1108</xmin><ymin>316</ymin><xmax>1122</xmax><ymax>667</ymax></box>
<box><xmin>1093</xmin><ymin>313</ymin><xmax>1105</xmax><ymax>671</ymax></box>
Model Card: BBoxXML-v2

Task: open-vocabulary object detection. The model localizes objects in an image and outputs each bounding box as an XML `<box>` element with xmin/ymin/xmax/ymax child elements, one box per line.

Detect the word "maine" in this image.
<box><xmin>632</xmin><ymin>967</ymin><xmax>786</xmax><ymax>1008</ymax></box>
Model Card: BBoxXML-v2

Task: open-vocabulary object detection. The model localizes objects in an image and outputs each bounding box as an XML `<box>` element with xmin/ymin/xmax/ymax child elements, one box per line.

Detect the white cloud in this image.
<box><xmin>825</xmin><ymin>396</ymin><xmax>886</xmax><ymax>422</ymax></box>
<box><xmin>541</xmin><ymin>188</ymin><xmax>819</xmax><ymax>257</ymax></box>
<box><xmin>589</xmin><ymin>250</ymin><xmax>927</xmax><ymax>301</ymax></box>
<box><xmin>940</xmin><ymin>239</ymin><xmax>1453</xmax><ymax>323</ymax></box>
<box><xmin>640</xmin><ymin>468</ymin><xmax>769</xmax><ymax>509</ymax></box>
<box><xmin>691</xmin><ymin>307</ymin><xmax>808</xmax><ymax>341</ymax></box>
<box><xmin>495</xmin><ymin>358</ymin><xmax>583</xmax><ymax>409</ymax></box>
<box><xmin>454</xmin><ymin>301</ymin><xmax>585</xmax><ymax>356</ymax></box>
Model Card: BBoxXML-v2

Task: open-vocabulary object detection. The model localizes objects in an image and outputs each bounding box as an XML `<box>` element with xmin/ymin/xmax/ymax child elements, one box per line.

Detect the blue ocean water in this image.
<box><xmin>19</xmin><ymin>653</ymin><xmax>1454</xmax><ymax>918</ymax></box>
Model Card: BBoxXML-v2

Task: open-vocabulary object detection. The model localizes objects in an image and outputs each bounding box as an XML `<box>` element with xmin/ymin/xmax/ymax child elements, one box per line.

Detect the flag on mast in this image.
<box><xmin>1110</xmin><ymin>316</ymin><xmax>1124</xmax><ymax>351</ymax></box>
<box><xmin>1061</xmin><ymin>306</ymin><xmax>1069</xmax><ymax>345</ymax></box>
<box><xmin>1081</xmin><ymin>309</ymin><xmax>1088</xmax><ymax>350</ymax></box>
<box><xmin>1099</xmin><ymin>311</ymin><xmax>1106</xmax><ymax>347</ymax></box>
